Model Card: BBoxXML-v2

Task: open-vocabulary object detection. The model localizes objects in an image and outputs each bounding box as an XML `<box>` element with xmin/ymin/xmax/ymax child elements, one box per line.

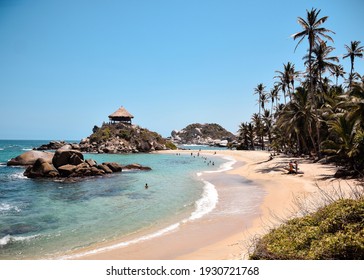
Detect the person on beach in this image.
<box><xmin>288</xmin><ymin>161</ymin><xmax>294</xmax><ymax>174</ymax></box>
<box><xmin>294</xmin><ymin>160</ymin><xmax>298</xmax><ymax>173</ymax></box>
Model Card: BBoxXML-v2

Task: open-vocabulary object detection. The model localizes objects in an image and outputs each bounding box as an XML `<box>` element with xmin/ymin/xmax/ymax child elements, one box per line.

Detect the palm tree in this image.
<box><xmin>254</xmin><ymin>83</ymin><xmax>266</xmax><ymax>116</ymax></box>
<box><xmin>269</xmin><ymin>85</ymin><xmax>280</xmax><ymax>114</ymax></box>
<box><xmin>343</xmin><ymin>41</ymin><xmax>364</xmax><ymax>86</ymax></box>
<box><xmin>305</xmin><ymin>41</ymin><xmax>338</xmax><ymax>90</ymax></box>
<box><xmin>251</xmin><ymin>113</ymin><xmax>264</xmax><ymax>150</ymax></box>
<box><xmin>275</xmin><ymin>87</ymin><xmax>315</xmax><ymax>155</ymax></box>
<box><xmin>275</xmin><ymin>62</ymin><xmax>298</xmax><ymax>102</ymax></box>
<box><xmin>291</xmin><ymin>8</ymin><xmax>335</xmax><ymax>158</ymax></box>
<box><xmin>330</xmin><ymin>64</ymin><xmax>346</xmax><ymax>87</ymax></box>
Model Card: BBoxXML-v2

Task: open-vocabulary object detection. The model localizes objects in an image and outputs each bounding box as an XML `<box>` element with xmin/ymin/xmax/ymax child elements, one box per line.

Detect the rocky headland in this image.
<box><xmin>33</xmin><ymin>123</ymin><xmax>176</xmax><ymax>154</ymax></box>
<box><xmin>171</xmin><ymin>123</ymin><xmax>236</xmax><ymax>146</ymax></box>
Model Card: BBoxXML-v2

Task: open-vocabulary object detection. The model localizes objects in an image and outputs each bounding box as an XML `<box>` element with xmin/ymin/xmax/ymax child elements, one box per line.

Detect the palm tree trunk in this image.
<box><xmin>308</xmin><ymin>43</ymin><xmax>321</xmax><ymax>158</ymax></box>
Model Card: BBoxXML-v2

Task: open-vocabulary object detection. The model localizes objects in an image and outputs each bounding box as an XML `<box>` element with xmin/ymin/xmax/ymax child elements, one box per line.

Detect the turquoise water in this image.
<box><xmin>0</xmin><ymin>140</ymin><xmax>226</xmax><ymax>259</ymax></box>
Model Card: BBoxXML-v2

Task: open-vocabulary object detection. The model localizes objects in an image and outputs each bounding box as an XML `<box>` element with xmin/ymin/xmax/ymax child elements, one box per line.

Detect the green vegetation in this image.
<box><xmin>165</xmin><ymin>141</ymin><xmax>178</xmax><ymax>150</ymax></box>
<box><xmin>250</xmin><ymin>198</ymin><xmax>364</xmax><ymax>260</ymax></box>
<box><xmin>237</xmin><ymin>8</ymin><xmax>364</xmax><ymax>175</ymax></box>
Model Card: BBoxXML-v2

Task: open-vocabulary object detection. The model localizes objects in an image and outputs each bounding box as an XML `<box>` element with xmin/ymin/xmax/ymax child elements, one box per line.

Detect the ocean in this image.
<box><xmin>0</xmin><ymin>140</ymin><xmax>229</xmax><ymax>259</ymax></box>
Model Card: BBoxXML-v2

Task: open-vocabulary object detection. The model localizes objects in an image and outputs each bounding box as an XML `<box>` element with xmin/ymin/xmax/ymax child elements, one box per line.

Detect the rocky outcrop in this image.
<box><xmin>34</xmin><ymin>141</ymin><xmax>79</xmax><ymax>151</ymax></box>
<box><xmin>78</xmin><ymin>122</ymin><xmax>173</xmax><ymax>153</ymax></box>
<box><xmin>7</xmin><ymin>151</ymin><xmax>54</xmax><ymax>166</ymax></box>
<box><xmin>21</xmin><ymin>148</ymin><xmax>152</xmax><ymax>179</ymax></box>
<box><xmin>171</xmin><ymin>123</ymin><xmax>236</xmax><ymax>146</ymax></box>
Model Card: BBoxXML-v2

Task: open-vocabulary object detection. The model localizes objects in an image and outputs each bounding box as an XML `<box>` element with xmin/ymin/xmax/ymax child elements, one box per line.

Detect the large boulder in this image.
<box><xmin>97</xmin><ymin>164</ymin><xmax>113</xmax><ymax>174</ymax></box>
<box><xmin>7</xmin><ymin>151</ymin><xmax>54</xmax><ymax>166</ymax></box>
<box><xmin>23</xmin><ymin>158</ymin><xmax>59</xmax><ymax>178</ymax></box>
<box><xmin>57</xmin><ymin>164</ymin><xmax>77</xmax><ymax>177</ymax></box>
<box><xmin>52</xmin><ymin>149</ymin><xmax>84</xmax><ymax>168</ymax></box>
<box><xmin>103</xmin><ymin>162</ymin><xmax>122</xmax><ymax>172</ymax></box>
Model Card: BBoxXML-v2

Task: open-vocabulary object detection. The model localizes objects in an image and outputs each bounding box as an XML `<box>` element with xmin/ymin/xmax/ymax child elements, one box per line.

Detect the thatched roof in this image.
<box><xmin>108</xmin><ymin>107</ymin><xmax>134</xmax><ymax>119</ymax></box>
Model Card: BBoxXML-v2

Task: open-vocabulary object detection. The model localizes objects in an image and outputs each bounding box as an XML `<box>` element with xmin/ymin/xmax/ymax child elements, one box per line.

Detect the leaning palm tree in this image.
<box><xmin>343</xmin><ymin>40</ymin><xmax>364</xmax><ymax>86</ymax></box>
<box><xmin>291</xmin><ymin>8</ymin><xmax>335</xmax><ymax>158</ymax></box>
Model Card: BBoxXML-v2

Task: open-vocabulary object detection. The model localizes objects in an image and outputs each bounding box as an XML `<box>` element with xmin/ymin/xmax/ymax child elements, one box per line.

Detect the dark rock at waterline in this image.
<box><xmin>103</xmin><ymin>162</ymin><xmax>122</xmax><ymax>172</ymax></box>
<box><xmin>24</xmin><ymin>158</ymin><xmax>59</xmax><ymax>178</ymax></box>
<box><xmin>123</xmin><ymin>163</ymin><xmax>152</xmax><ymax>171</ymax></box>
<box><xmin>52</xmin><ymin>149</ymin><xmax>84</xmax><ymax>168</ymax></box>
<box><xmin>7</xmin><ymin>151</ymin><xmax>54</xmax><ymax>166</ymax></box>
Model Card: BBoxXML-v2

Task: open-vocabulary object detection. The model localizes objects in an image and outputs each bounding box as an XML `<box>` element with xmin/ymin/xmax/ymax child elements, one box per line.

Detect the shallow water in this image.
<box><xmin>0</xmin><ymin>140</ymin><xmax>226</xmax><ymax>259</ymax></box>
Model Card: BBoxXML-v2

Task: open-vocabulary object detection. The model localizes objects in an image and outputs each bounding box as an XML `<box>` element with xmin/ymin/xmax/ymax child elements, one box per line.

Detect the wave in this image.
<box><xmin>61</xmin><ymin>223</ymin><xmax>181</xmax><ymax>259</ymax></box>
<box><xmin>204</xmin><ymin>156</ymin><xmax>236</xmax><ymax>174</ymax></box>
<box><xmin>0</xmin><ymin>148</ymin><xmax>4</xmax><ymax>151</ymax></box>
<box><xmin>185</xmin><ymin>179</ymin><xmax>218</xmax><ymax>221</ymax></box>
<box><xmin>22</xmin><ymin>148</ymin><xmax>32</xmax><ymax>151</ymax></box>
<box><xmin>10</xmin><ymin>172</ymin><xmax>27</xmax><ymax>180</ymax></box>
<box><xmin>0</xmin><ymin>203</ymin><xmax>21</xmax><ymax>213</ymax></box>
<box><xmin>0</xmin><ymin>234</ymin><xmax>39</xmax><ymax>246</ymax></box>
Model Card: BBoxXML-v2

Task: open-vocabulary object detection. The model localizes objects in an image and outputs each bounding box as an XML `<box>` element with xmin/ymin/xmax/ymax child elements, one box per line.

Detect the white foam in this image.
<box><xmin>204</xmin><ymin>156</ymin><xmax>236</xmax><ymax>174</ymax></box>
<box><xmin>0</xmin><ymin>234</ymin><xmax>39</xmax><ymax>246</ymax></box>
<box><xmin>185</xmin><ymin>180</ymin><xmax>218</xmax><ymax>221</ymax></box>
<box><xmin>22</xmin><ymin>148</ymin><xmax>32</xmax><ymax>151</ymax></box>
<box><xmin>61</xmin><ymin>223</ymin><xmax>181</xmax><ymax>259</ymax></box>
<box><xmin>10</xmin><ymin>172</ymin><xmax>27</xmax><ymax>180</ymax></box>
<box><xmin>0</xmin><ymin>203</ymin><xmax>21</xmax><ymax>213</ymax></box>
<box><xmin>0</xmin><ymin>148</ymin><xmax>4</xmax><ymax>151</ymax></box>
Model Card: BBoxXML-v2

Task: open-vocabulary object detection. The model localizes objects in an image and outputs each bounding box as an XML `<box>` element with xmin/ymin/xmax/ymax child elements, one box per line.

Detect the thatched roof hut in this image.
<box><xmin>108</xmin><ymin>106</ymin><xmax>134</xmax><ymax>124</ymax></box>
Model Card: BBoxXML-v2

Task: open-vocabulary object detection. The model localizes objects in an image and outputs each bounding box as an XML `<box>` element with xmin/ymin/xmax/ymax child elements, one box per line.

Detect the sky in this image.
<box><xmin>0</xmin><ymin>0</ymin><xmax>363</xmax><ymax>140</ymax></box>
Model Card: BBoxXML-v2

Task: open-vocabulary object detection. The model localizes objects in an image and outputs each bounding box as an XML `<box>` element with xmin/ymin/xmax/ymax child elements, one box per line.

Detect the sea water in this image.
<box><xmin>0</xmin><ymin>140</ymin><xmax>227</xmax><ymax>259</ymax></box>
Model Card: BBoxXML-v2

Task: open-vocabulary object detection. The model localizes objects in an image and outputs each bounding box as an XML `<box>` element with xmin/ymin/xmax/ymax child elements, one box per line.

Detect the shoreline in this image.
<box><xmin>70</xmin><ymin>149</ymin><xmax>349</xmax><ymax>260</ymax></box>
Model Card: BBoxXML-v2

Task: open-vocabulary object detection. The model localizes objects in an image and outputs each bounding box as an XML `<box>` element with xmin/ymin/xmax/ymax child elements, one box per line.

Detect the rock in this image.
<box><xmin>91</xmin><ymin>166</ymin><xmax>105</xmax><ymax>176</ymax></box>
<box><xmin>57</xmin><ymin>164</ymin><xmax>77</xmax><ymax>177</ymax></box>
<box><xmin>73</xmin><ymin>163</ymin><xmax>92</xmax><ymax>176</ymax></box>
<box><xmin>57</xmin><ymin>144</ymin><xmax>73</xmax><ymax>151</ymax></box>
<box><xmin>24</xmin><ymin>158</ymin><xmax>59</xmax><ymax>178</ymax></box>
<box><xmin>103</xmin><ymin>162</ymin><xmax>122</xmax><ymax>172</ymax></box>
<box><xmin>52</xmin><ymin>149</ymin><xmax>84</xmax><ymax>168</ymax></box>
<box><xmin>35</xmin><ymin>141</ymin><xmax>67</xmax><ymax>151</ymax></box>
<box><xmin>7</xmin><ymin>151</ymin><xmax>54</xmax><ymax>166</ymax></box>
<box><xmin>97</xmin><ymin>164</ymin><xmax>113</xmax><ymax>174</ymax></box>
<box><xmin>103</xmin><ymin>146</ymin><xmax>116</xmax><ymax>153</ymax></box>
<box><xmin>69</xmin><ymin>153</ymin><xmax>83</xmax><ymax>165</ymax></box>
<box><xmin>85</xmin><ymin>159</ymin><xmax>97</xmax><ymax>167</ymax></box>
<box><xmin>123</xmin><ymin>163</ymin><xmax>152</xmax><ymax>171</ymax></box>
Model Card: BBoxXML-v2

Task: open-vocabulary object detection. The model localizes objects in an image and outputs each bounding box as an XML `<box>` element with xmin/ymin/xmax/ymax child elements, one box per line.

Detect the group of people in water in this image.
<box><xmin>145</xmin><ymin>150</ymin><xmax>218</xmax><ymax>189</ymax></box>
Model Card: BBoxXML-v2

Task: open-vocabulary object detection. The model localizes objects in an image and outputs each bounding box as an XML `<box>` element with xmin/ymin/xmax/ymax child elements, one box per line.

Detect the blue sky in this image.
<box><xmin>0</xmin><ymin>0</ymin><xmax>363</xmax><ymax>140</ymax></box>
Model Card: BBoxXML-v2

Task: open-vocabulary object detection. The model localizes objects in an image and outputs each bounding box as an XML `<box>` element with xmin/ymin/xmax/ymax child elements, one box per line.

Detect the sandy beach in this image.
<box><xmin>71</xmin><ymin>149</ymin><xmax>351</xmax><ymax>260</ymax></box>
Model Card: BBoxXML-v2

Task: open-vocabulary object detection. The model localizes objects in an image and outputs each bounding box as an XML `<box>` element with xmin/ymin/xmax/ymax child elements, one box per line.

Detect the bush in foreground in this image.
<box><xmin>249</xmin><ymin>198</ymin><xmax>364</xmax><ymax>259</ymax></box>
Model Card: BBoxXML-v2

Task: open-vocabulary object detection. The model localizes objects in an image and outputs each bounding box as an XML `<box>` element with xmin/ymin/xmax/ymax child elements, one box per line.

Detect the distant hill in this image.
<box><xmin>171</xmin><ymin>123</ymin><xmax>236</xmax><ymax>146</ymax></box>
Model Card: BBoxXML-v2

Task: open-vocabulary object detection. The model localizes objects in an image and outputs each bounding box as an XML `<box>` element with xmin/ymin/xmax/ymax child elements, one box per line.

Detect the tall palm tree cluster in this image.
<box><xmin>237</xmin><ymin>8</ymin><xmax>364</xmax><ymax>174</ymax></box>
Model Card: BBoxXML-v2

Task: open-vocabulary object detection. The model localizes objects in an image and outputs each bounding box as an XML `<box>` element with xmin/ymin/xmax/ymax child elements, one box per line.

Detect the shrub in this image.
<box><xmin>249</xmin><ymin>198</ymin><xmax>364</xmax><ymax>260</ymax></box>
